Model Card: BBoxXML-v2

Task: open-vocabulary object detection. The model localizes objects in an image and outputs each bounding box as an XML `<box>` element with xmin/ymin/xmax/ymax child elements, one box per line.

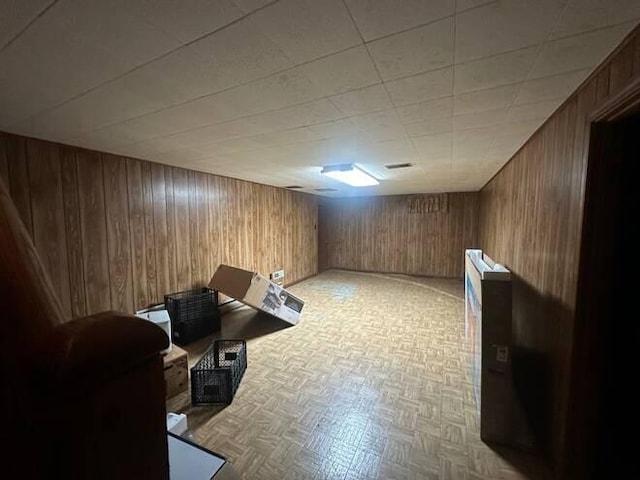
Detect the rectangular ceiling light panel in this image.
<box><xmin>320</xmin><ymin>163</ymin><xmax>379</xmax><ymax>187</ymax></box>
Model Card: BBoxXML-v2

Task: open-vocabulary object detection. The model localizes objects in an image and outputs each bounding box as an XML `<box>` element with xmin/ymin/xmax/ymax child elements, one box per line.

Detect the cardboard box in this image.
<box><xmin>163</xmin><ymin>345</ymin><xmax>189</xmax><ymax>399</ymax></box>
<box><xmin>209</xmin><ymin>264</ymin><xmax>304</xmax><ymax>325</ymax></box>
<box><xmin>136</xmin><ymin>308</ymin><xmax>172</xmax><ymax>354</ymax></box>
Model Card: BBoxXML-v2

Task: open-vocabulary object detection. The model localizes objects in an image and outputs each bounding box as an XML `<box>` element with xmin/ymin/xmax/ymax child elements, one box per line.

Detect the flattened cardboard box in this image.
<box><xmin>209</xmin><ymin>264</ymin><xmax>304</xmax><ymax>325</ymax></box>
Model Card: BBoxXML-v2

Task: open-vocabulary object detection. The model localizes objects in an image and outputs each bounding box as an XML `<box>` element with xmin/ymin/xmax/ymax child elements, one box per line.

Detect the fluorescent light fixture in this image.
<box><xmin>320</xmin><ymin>163</ymin><xmax>379</xmax><ymax>187</ymax></box>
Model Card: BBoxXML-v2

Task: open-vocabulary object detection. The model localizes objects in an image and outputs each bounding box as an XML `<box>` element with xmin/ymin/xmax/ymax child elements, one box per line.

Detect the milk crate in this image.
<box><xmin>191</xmin><ymin>340</ymin><xmax>247</xmax><ymax>405</ymax></box>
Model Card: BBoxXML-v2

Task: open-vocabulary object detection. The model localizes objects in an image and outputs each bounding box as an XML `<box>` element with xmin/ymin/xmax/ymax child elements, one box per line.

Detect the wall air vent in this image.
<box><xmin>314</xmin><ymin>188</ymin><xmax>338</xmax><ymax>192</ymax></box>
<box><xmin>284</xmin><ymin>185</ymin><xmax>304</xmax><ymax>189</ymax></box>
<box><xmin>385</xmin><ymin>162</ymin><xmax>413</xmax><ymax>169</ymax></box>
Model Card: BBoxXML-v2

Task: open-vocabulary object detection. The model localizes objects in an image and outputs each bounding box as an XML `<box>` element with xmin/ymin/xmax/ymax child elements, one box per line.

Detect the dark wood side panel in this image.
<box><xmin>323</xmin><ymin>192</ymin><xmax>479</xmax><ymax>278</ymax></box>
<box><xmin>478</xmin><ymin>23</ymin><xmax>640</xmax><ymax>473</ymax></box>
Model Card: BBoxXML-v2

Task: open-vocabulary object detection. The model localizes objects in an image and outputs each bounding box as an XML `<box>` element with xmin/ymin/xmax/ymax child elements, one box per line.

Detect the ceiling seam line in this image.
<box><xmin>0</xmin><ymin>0</ymin><xmax>59</xmax><ymax>55</ymax></box>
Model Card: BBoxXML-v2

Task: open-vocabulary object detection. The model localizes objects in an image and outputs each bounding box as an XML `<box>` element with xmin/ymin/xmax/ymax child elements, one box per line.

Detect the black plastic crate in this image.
<box><xmin>164</xmin><ymin>288</ymin><xmax>220</xmax><ymax>346</ymax></box>
<box><xmin>191</xmin><ymin>340</ymin><xmax>247</xmax><ymax>405</ymax></box>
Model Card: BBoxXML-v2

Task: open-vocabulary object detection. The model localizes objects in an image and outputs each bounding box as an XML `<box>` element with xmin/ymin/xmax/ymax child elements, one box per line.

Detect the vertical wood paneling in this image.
<box><xmin>60</xmin><ymin>146</ymin><xmax>87</xmax><ymax>318</ymax></box>
<box><xmin>253</xmin><ymin>184</ymin><xmax>266</xmax><ymax>273</ymax></box>
<box><xmin>268</xmin><ymin>187</ymin><xmax>282</xmax><ymax>274</ymax></box>
<box><xmin>609</xmin><ymin>42</ymin><xmax>634</xmax><ymax>93</ymax></box>
<box><xmin>195</xmin><ymin>172</ymin><xmax>209</xmax><ymax>283</ymax></box>
<box><xmin>6</xmin><ymin>135</ymin><xmax>32</xmax><ymax>236</ymax></box>
<box><xmin>634</xmin><ymin>34</ymin><xmax>640</xmax><ymax>75</ymax></box>
<box><xmin>77</xmin><ymin>150</ymin><xmax>111</xmax><ymax>313</ymax></box>
<box><xmin>151</xmin><ymin>163</ymin><xmax>170</xmax><ymax>299</ymax></box>
<box><xmin>207</xmin><ymin>174</ymin><xmax>221</xmax><ymax>274</ymax></box>
<box><xmin>103</xmin><ymin>154</ymin><xmax>133</xmax><ymax>313</ymax></box>
<box><xmin>172</xmin><ymin>167</ymin><xmax>191</xmax><ymax>290</ymax></box>
<box><xmin>1</xmin><ymin>133</ymin><xmax>318</xmax><ymax>315</ymax></box>
<box><xmin>126</xmin><ymin>158</ymin><xmax>149</xmax><ymax>311</ymax></box>
<box><xmin>187</xmin><ymin>170</ymin><xmax>201</xmax><ymax>287</ymax></box>
<box><xmin>164</xmin><ymin>166</ymin><xmax>177</xmax><ymax>293</ymax></box>
<box><xmin>218</xmin><ymin>176</ymin><xmax>231</xmax><ymax>268</ymax></box>
<box><xmin>323</xmin><ymin>193</ymin><xmax>478</xmax><ymax>278</ymax></box>
<box><xmin>141</xmin><ymin>162</ymin><xmax>158</xmax><ymax>304</ymax></box>
<box><xmin>479</xmin><ymin>25</ymin><xmax>640</xmax><ymax>472</ymax></box>
<box><xmin>225</xmin><ymin>178</ymin><xmax>241</xmax><ymax>268</ymax></box>
<box><xmin>0</xmin><ymin>133</ymin><xmax>8</xmax><ymax>187</ymax></box>
<box><xmin>27</xmin><ymin>139</ymin><xmax>71</xmax><ymax>317</ymax></box>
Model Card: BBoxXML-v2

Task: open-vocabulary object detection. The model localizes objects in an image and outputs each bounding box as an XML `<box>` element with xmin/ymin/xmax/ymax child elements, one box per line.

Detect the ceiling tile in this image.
<box><xmin>12</xmin><ymin>82</ymin><xmax>153</xmax><ymax>140</ymax></box>
<box><xmin>188</xmin><ymin>18</ymin><xmax>294</xmax><ymax>87</ymax></box>
<box><xmin>456</xmin><ymin>0</ymin><xmax>496</xmax><ymax>13</ymax></box>
<box><xmin>250</xmin><ymin>0</ymin><xmax>361</xmax><ymax>63</ymax></box>
<box><xmin>411</xmin><ymin>132</ymin><xmax>453</xmax><ymax>160</ymax></box>
<box><xmin>508</xmin><ymin>100</ymin><xmax>559</xmax><ymax>122</ymax></box>
<box><xmin>514</xmin><ymin>69</ymin><xmax>590</xmax><ymax>105</ymax></box>
<box><xmin>367</xmin><ymin>17</ymin><xmax>454</xmax><ymax>81</ymax></box>
<box><xmin>492</xmin><ymin>118</ymin><xmax>544</xmax><ymax>144</ymax></box>
<box><xmin>213</xmin><ymin>67</ymin><xmax>325</xmax><ymax>116</ymax></box>
<box><xmin>0</xmin><ymin>0</ymin><xmax>52</xmax><ymax>49</ymax></box>
<box><xmin>362</xmin><ymin>138</ymin><xmax>417</xmax><ymax>161</ymax></box>
<box><xmin>385</xmin><ymin>67</ymin><xmax>453</xmax><ymax>106</ymax></box>
<box><xmin>0</xmin><ymin>72</ymin><xmax>64</xmax><ymax>128</ymax></box>
<box><xmin>454</xmin><ymin>45</ymin><xmax>539</xmax><ymax>93</ymax></box>
<box><xmin>124</xmin><ymin>0</ymin><xmax>244</xmax><ymax>44</ymax></box>
<box><xmin>245</xmin><ymin>99</ymin><xmax>344</xmax><ymax>132</ymax></box>
<box><xmin>529</xmin><ymin>22</ymin><xmax>636</xmax><ymax>79</ymax></box>
<box><xmin>454</xmin><ymin>84</ymin><xmax>519</xmax><ymax>115</ymax></box>
<box><xmin>305</xmin><ymin>118</ymin><xmax>360</xmax><ymax>140</ymax></box>
<box><xmin>350</xmin><ymin>110</ymin><xmax>406</xmax><ymax>142</ymax></box>
<box><xmin>345</xmin><ymin>0</ymin><xmax>454</xmax><ymax>41</ymax></box>
<box><xmin>248</xmin><ymin>127</ymin><xmax>318</xmax><ymax>149</ymax></box>
<box><xmin>329</xmin><ymin>84</ymin><xmax>393</xmax><ymax>116</ymax></box>
<box><xmin>0</xmin><ymin>0</ymin><xmax>180</xmax><ymax>126</ymax></box>
<box><xmin>405</xmin><ymin>117</ymin><xmax>453</xmax><ymax>137</ymax></box>
<box><xmin>551</xmin><ymin>0</ymin><xmax>640</xmax><ymax>39</ymax></box>
<box><xmin>395</xmin><ymin>96</ymin><xmax>453</xmax><ymax>124</ymax></box>
<box><xmin>150</xmin><ymin>118</ymin><xmax>269</xmax><ymax>151</ymax></box>
<box><xmin>300</xmin><ymin>46</ymin><xmax>380</xmax><ymax>96</ymax></box>
<box><xmin>455</xmin><ymin>0</ymin><xmax>565</xmax><ymax>62</ymax></box>
<box><xmin>453</xmin><ymin>108</ymin><xmax>508</xmax><ymax>130</ymax></box>
<box><xmin>1</xmin><ymin>0</ymin><xmax>636</xmax><ymax>197</ymax></box>
<box><xmin>453</xmin><ymin>127</ymin><xmax>495</xmax><ymax>155</ymax></box>
<box><xmin>231</xmin><ymin>0</ymin><xmax>273</xmax><ymax>15</ymax></box>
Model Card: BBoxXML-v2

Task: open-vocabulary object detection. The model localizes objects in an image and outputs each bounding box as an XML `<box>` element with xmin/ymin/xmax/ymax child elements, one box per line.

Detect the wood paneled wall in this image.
<box><xmin>479</xmin><ymin>25</ymin><xmax>640</xmax><ymax>472</ymax></box>
<box><xmin>0</xmin><ymin>132</ymin><xmax>317</xmax><ymax>318</ymax></box>
<box><xmin>321</xmin><ymin>193</ymin><xmax>479</xmax><ymax>278</ymax></box>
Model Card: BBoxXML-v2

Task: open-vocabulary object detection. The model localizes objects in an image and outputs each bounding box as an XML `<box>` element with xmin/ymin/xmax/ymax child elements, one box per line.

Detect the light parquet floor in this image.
<box><xmin>167</xmin><ymin>269</ymin><xmax>548</xmax><ymax>480</ymax></box>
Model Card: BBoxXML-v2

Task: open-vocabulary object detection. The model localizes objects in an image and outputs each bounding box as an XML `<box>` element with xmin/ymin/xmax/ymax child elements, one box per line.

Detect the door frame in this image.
<box><xmin>564</xmin><ymin>75</ymin><xmax>640</xmax><ymax>479</ymax></box>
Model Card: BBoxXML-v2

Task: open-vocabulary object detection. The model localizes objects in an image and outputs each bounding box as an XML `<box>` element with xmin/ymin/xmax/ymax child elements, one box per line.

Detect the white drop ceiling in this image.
<box><xmin>1</xmin><ymin>0</ymin><xmax>638</xmax><ymax>196</ymax></box>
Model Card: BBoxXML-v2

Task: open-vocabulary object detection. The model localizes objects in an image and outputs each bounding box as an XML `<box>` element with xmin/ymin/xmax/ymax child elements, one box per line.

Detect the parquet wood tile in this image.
<box><xmin>168</xmin><ymin>270</ymin><xmax>549</xmax><ymax>479</ymax></box>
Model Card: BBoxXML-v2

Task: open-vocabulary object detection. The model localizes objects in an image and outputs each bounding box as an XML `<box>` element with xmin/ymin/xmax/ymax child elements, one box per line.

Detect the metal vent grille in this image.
<box><xmin>314</xmin><ymin>188</ymin><xmax>338</xmax><ymax>192</ymax></box>
<box><xmin>385</xmin><ymin>162</ymin><xmax>413</xmax><ymax>169</ymax></box>
<box><xmin>284</xmin><ymin>185</ymin><xmax>304</xmax><ymax>189</ymax></box>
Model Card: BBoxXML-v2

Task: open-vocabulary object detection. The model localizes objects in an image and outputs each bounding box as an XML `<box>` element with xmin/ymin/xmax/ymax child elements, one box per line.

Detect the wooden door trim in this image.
<box><xmin>590</xmin><ymin>75</ymin><xmax>640</xmax><ymax>122</ymax></box>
